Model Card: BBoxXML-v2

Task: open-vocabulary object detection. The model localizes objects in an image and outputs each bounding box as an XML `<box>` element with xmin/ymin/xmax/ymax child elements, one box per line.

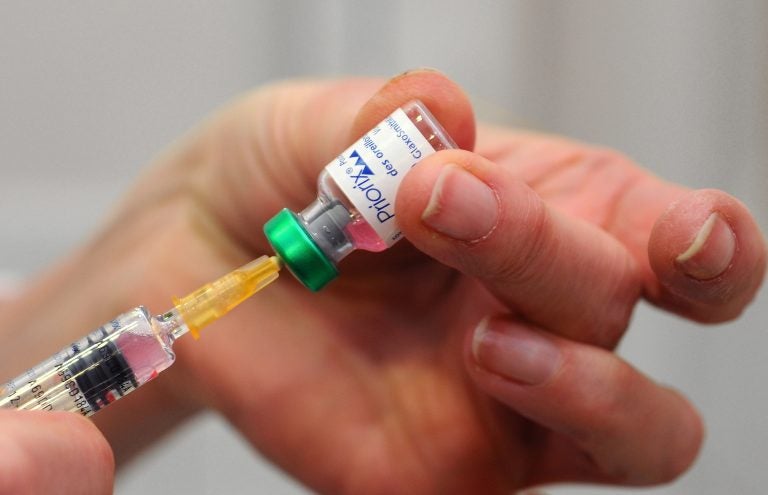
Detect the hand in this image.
<box><xmin>0</xmin><ymin>71</ymin><xmax>763</xmax><ymax>494</ymax></box>
<box><xmin>0</xmin><ymin>411</ymin><xmax>113</xmax><ymax>494</ymax></box>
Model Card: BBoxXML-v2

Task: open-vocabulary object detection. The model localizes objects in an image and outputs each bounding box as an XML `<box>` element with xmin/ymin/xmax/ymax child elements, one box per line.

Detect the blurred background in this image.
<box><xmin>0</xmin><ymin>2</ymin><xmax>766</xmax><ymax>493</ymax></box>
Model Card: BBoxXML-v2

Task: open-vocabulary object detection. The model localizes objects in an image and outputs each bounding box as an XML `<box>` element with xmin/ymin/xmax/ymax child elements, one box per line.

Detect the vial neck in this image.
<box><xmin>298</xmin><ymin>196</ymin><xmax>356</xmax><ymax>263</ymax></box>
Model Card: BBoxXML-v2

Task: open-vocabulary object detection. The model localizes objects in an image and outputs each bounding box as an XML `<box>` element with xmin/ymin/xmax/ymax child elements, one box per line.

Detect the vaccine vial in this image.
<box><xmin>264</xmin><ymin>100</ymin><xmax>456</xmax><ymax>291</ymax></box>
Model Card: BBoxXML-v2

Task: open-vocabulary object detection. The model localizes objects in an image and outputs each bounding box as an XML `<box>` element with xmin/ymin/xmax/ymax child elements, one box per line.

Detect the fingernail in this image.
<box><xmin>472</xmin><ymin>318</ymin><xmax>561</xmax><ymax>385</ymax></box>
<box><xmin>422</xmin><ymin>164</ymin><xmax>499</xmax><ymax>241</ymax></box>
<box><xmin>675</xmin><ymin>212</ymin><xmax>736</xmax><ymax>280</ymax></box>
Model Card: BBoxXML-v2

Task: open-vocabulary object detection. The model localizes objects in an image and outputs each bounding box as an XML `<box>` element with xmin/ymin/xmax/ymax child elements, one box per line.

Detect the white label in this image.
<box><xmin>325</xmin><ymin>108</ymin><xmax>436</xmax><ymax>246</ymax></box>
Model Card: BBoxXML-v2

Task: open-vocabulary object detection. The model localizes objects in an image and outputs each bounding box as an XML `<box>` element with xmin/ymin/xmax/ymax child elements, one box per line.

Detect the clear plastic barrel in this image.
<box><xmin>0</xmin><ymin>307</ymin><xmax>175</xmax><ymax>416</ymax></box>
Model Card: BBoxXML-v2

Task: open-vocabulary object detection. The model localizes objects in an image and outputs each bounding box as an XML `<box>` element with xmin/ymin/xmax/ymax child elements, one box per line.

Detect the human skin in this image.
<box><xmin>0</xmin><ymin>411</ymin><xmax>113</xmax><ymax>494</ymax></box>
<box><xmin>0</xmin><ymin>71</ymin><xmax>764</xmax><ymax>494</ymax></box>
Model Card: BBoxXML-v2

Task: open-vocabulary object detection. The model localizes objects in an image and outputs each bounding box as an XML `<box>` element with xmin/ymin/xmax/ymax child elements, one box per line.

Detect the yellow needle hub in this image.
<box><xmin>173</xmin><ymin>256</ymin><xmax>281</xmax><ymax>339</ymax></box>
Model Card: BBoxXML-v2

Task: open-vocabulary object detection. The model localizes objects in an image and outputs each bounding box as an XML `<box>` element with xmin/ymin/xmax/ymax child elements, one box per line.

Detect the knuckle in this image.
<box><xmin>570</xmin><ymin>362</ymin><xmax>704</xmax><ymax>485</ymax></box>
<box><xmin>485</xmin><ymin>190</ymin><xmax>554</xmax><ymax>285</ymax></box>
<box><xmin>586</xmin><ymin>360</ymin><xmax>636</xmax><ymax>428</ymax></box>
<box><xmin>563</xmin><ymin>357</ymin><xmax>634</xmax><ymax>447</ymax></box>
<box><xmin>589</xmin><ymin>253</ymin><xmax>642</xmax><ymax>348</ymax></box>
<box><xmin>654</xmin><ymin>390</ymin><xmax>705</xmax><ymax>484</ymax></box>
<box><xmin>577</xmin><ymin>146</ymin><xmax>637</xmax><ymax>173</ymax></box>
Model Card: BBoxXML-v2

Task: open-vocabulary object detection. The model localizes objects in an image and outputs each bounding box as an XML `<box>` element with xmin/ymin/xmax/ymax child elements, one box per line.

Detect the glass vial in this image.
<box><xmin>264</xmin><ymin>100</ymin><xmax>456</xmax><ymax>291</ymax></box>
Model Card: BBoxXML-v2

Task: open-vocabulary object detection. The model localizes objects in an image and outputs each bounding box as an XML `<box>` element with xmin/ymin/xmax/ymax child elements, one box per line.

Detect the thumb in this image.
<box><xmin>0</xmin><ymin>411</ymin><xmax>114</xmax><ymax>494</ymax></box>
<box><xmin>140</xmin><ymin>70</ymin><xmax>475</xmax><ymax>256</ymax></box>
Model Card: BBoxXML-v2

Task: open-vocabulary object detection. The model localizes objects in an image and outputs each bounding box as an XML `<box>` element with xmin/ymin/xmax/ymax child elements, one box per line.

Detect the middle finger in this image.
<box><xmin>397</xmin><ymin>149</ymin><xmax>642</xmax><ymax>347</ymax></box>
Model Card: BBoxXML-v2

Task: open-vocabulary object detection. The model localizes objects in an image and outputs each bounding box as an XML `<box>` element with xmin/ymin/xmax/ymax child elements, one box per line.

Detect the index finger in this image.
<box><xmin>477</xmin><ymin>128</ymin><xmax>767</xmax><ymax>323</ymax></box>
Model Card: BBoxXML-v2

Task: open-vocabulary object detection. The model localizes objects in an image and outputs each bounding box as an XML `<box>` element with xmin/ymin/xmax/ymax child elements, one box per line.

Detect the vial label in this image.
<box><xmin>325</xmin><ymin>108</ymin><xmax>436</xmax><ymax>246</ymax></box>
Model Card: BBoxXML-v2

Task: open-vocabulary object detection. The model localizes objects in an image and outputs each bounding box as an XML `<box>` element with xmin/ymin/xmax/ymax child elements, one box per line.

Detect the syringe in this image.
<box><xmin>0</xmin><ymin>255</ymin><xmax>280</xmax><ymax>417</ymax></box>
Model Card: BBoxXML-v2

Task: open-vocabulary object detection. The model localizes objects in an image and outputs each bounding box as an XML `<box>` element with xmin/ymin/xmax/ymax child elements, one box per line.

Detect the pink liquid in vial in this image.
<box><xmin>344</xmin><ymin>218</ymin><xmax>388</xmax><ymax>252</ymax></box>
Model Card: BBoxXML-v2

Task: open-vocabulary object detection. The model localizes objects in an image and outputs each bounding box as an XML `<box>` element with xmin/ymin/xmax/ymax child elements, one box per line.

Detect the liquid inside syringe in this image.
<box><xmin>0</xmin><ymin>256</ymin><xmax>280</xmax><ymax>416</ymax></box>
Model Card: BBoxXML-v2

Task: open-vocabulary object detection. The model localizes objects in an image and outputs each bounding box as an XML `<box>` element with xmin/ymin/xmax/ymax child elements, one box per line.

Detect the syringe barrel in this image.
<box><xmin>0</xmin><ymin>307</ymin><xmax>174</xmax><ymax>416</ymax></box>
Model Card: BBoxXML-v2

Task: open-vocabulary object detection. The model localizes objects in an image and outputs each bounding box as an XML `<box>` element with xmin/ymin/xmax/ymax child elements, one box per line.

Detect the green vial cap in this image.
<box><xmin>263</xmin><ymin>209</ymin><xmax>339</xmax><ymax>291</ymax></box>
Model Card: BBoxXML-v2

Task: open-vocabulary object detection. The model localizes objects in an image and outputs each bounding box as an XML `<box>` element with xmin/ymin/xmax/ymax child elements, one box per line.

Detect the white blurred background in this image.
<box><xmin>0</xmin><ymin>2</ymin><xmax>766</xmax><ymax>494</ymax></box>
